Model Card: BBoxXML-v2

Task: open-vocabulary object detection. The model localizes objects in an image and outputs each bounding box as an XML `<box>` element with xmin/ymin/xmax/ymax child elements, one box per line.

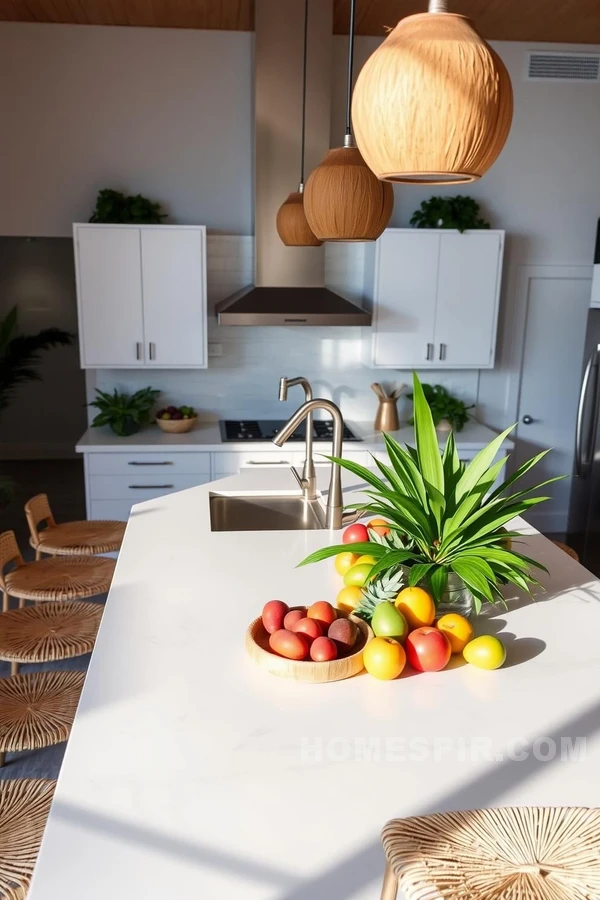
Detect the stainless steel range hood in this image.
<box><xmin>216</xmin><ymin>0</ymin><xmax>372</xmax><ymax>328</ymax></box>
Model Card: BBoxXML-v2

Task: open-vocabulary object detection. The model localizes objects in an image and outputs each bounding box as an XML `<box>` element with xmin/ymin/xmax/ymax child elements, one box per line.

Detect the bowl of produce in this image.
<box><xmin>156</xmin><ymin>405</ymin><xmax>198</xmax><ymax>433</ymax></box>
<box><xmin>246</xmin><ymin>601</ymin><xmax>373</xmax><ymax>683</ymax></box>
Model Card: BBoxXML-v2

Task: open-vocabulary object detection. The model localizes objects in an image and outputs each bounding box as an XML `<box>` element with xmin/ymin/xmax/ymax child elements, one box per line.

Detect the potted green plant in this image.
<box><xmin>407</xmin><ymin>383</ymin><xmax>474</xmax><ymax>432</ymax></box>
<box><xmin>299</xmin><ymin>373</ymin><xmax>558</xmax><ymax>616</ymax></box>
<box><xmin>89</xmin><ymin>189</ymin><xmax>166</xmax><ymax>224</ymax></box>
<box><xmin>410</xmin><ymin>196</ymin><xmax>490</xmax><ymax>233</ymax></box>
<box><xmin>90</xmin><ymin>387</ymin><xmax>160</xmax><ymax>437</ymax></box>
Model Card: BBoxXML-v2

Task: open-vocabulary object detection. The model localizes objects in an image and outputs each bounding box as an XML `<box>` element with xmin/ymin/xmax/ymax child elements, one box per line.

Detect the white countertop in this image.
<box><xmin>75</xmin><ymin>419</ymin><xmax>514</xmax><ymax>453</ymax></box>
<box><xmin>28</xmin><ymin>467</ymin><xmax>592</xmax><ymax>900</ymax></box>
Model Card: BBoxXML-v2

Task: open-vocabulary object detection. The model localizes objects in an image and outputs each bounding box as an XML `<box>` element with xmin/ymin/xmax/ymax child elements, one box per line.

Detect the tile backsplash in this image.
<box><xmin>91</xmin><ymin>235</ymin><xmax>481</xmax><ymax>425</ymax></box>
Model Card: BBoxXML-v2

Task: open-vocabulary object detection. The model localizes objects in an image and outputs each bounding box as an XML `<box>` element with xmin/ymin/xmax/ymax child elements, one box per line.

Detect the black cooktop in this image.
<box><xmin>219</xmin><ymin>419</ymin><xmax>361</xmax><ymax>442</ymax></box>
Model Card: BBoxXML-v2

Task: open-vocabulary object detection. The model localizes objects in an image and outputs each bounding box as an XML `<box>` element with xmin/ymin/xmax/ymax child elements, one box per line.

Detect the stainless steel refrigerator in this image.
<box><xmin>568</xmin><ymin>307</ymin><xmax>600</xmax><ymax>574</ymax></box>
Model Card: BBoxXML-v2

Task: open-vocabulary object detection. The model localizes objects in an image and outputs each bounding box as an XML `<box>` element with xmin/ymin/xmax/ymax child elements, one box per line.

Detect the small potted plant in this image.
<box><xmin>299</xmin><ymin>373</ymin><xmax>558</xmax><ymax>617</ymax></box>
<box><xmin>90</xmin><ymin>387</ymin><xmax>160</xmax><ymax>437</ymax></box>
<box><xmin>407</xmin><ymin>383</ymin><xmax>473</xmax><ymax>432</ymax></box>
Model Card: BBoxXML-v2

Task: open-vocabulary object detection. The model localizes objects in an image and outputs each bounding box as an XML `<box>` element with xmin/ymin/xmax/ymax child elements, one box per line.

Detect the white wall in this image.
<box><xmin>0</xmin><ymin>23</ymin><xmax>253</xmax><ymax>235</ymax></box>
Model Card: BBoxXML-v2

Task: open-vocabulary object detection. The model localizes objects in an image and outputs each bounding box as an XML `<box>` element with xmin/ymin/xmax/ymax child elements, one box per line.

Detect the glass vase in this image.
<box><xmin>436</xmin><ymin>573</ymin><xmax>475</xmax><ymax>618</ymax></box>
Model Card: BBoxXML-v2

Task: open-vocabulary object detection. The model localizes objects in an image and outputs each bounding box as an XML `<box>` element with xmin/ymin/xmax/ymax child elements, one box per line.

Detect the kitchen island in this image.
<box><xmin>28</xmin><ymin>468</ymin><xmax>600</xmax><ymax>900</ymax></box>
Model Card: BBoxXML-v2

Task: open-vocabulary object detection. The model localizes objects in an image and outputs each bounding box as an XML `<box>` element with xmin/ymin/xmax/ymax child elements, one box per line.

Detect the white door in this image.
<box><xmin>372</xmin><ymin>231</ymin><xmax>439</xmax><ymax>368</ymax></box>
<box><xmin>141</xmin><ymin>228</ymin><xmax>206</xmax><ymax>368</ymax></box>
<box><xmin>434</xmin><ymin>232</ymin><xmax>502</xmax><ymax>368</ymax></box>
<box><xmin>514</xmin><ymin>268</ymin><xmax>591</xmax><ymax>532</ymax></box>
<box><xmin>75</xmin><ymin>226</ymin><xmax>144</xmax><ymax>367</ymax></box>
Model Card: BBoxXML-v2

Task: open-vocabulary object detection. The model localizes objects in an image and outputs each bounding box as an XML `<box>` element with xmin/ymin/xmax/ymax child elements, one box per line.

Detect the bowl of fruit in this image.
<box><xmin>156</xmin><ymin>405</ymin><xmax>198</xmax><ymax>433</ymax></box>
<box><xmin>246</xmin><ymin>600</ymin><xmax>373</xmax><ymax>683</ymax></box>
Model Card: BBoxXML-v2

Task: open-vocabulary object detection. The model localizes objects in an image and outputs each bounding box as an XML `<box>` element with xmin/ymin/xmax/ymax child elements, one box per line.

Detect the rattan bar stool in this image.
<box><xmin>0</xmin><ymin>601</ymin><xmax>103</xmax><ymax>676</ymax></box>
<box><xmin>25</xmin><ymin>493</ymin><xmax>125</xmax><ymax>559</ymax></box>
<box><xmin>552</xmin><ymin>540</ymin><xmax>580</xmax><ymax>562</ymax></box>
<box><xmin>0</xmin><ymin>779</ymin><xmax>56</xmax><ymax>898</ymax></box>
<box><xmin>0</xmin><ymin>530</ymin><xmax>115</xmax><ymax>612</ymax></box>
<box><xmin>380</xmin><ymin>807</ymin><xmax>600</xmax><ymax>899</ymax></box>
<box><xmin>0</xmin><ymin>670</ymin><xmax>84</xmax><ymax>768</ymax></box>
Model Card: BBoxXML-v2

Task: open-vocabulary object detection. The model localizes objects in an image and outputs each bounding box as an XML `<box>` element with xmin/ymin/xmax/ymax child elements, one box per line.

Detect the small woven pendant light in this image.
<box><xmin>351</xmin><ymin>0</ymin><xmax>513</xmax><ymax>184</ymax></box>
<box><xmin>304</xmin><ymin>0</ymin><xmax>393</xmax><ymax>242</ymax></box>
<box><xmin>276</xmin><ymin>0</ymin><xmax>322</xmax><ymax>247</ymax></box>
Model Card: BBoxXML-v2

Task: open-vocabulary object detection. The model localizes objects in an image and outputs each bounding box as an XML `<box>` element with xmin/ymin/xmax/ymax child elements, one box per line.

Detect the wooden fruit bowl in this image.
<box><xmin>245</xmin><ymin>611</ymin><xmax>373</xmax><ymax>683</ymax></box>
<box><xmin>156</xmin><ymin>416</ymin><xmax>198</xmax><ymax>434</ymax></box>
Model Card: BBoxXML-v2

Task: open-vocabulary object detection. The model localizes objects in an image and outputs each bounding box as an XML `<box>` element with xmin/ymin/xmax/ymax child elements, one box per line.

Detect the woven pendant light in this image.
<box><xmin>276</xmin><ymin>0</ymin><xmax>322</xmax><ymax>247</ymax></box>
<box><xmin>304</xmin><ymin>0</ymin><xmax>393</xmax><ymax>242</ymax></box>
<box><xmin>351</xmin><ymin>0</ymin><xmax>513</xmax><ymax>185</ymax></box>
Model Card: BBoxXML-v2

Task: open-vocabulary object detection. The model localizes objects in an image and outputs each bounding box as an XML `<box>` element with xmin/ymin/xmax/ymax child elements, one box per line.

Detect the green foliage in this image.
<box><xmin>410</xmin><ymin>196</ymin><xmax>489</xmax><ymax>233</ymax></box>
<box><xmin>0</xmin><ymin>475</ymin><xmax>14</xmax><ymax>508</ymax></box>
<box><xmin>89</xmin><ymin>189</ymin><xmax>166</xmax><ymax>224</ymax></box>
<box><xmin>407</xmin><ymin>383</ymin><xmax>473</xmax><ymax>432</ymax></box>
<box><xmin>0</xmin><ymin>306</ymin><xmax>73</xmax><ymax>417</ymax></box>
<box><xmin>299</xmin><ymin>372</ymin><xmax>561</xmax><ymax>614</ymax></box>
<box><xmin>90</xmin><ymin>387</ymin><xmax>160</xmax><ymax>436</ymax></box>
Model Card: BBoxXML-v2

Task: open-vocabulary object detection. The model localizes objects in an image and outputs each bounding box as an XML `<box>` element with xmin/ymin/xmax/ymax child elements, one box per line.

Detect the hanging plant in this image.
<box><xmin>410</xmin><ymin>196</ymin><xmax>490</xmax><ymax>233</ymax></box>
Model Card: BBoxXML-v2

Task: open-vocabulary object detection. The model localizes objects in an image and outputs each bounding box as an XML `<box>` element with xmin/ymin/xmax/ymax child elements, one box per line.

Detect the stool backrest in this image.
<box><xmin>24</xmin><ymin>494</ymin><xmax>56</xmax><ymax>546</ymax></box>
<box><xmin>0</xmin><ymin>531</ymin><xmax>25</xmax><ymax>589</ymax></box>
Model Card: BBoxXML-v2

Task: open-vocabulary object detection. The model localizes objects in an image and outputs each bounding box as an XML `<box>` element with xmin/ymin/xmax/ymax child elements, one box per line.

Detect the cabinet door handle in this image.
<box><xmin>129</xmin><ymin>484</ymin><xmax>174</xmax><ymax>490</ymax></box>
<box><xmin>128</xmin><ymin>461</ymin><xmax>173</xmax><ymax>466</ymax></box>
<box><xmin>426</xmin><ymin>343</ymin><xmax>434</xmax><ymax>361</ymax></box>
<box><xmin>439</xmin><ymin>343</ymin><xmax>447</xmax><ymax>361</ymax></box>
<box><xmin>247</xmin><ymin>460</ymin><xmax>291</xmax><ymax>466</ymax></box>
<box><xmin>149</xmin><ymin>342</ymin><xmax>156</xmax><ymax>361</ymax></box>
<box><xmin>136</xmin><ymin>342</ymin><xmax>142</xmax><ymax>360</ymax></box>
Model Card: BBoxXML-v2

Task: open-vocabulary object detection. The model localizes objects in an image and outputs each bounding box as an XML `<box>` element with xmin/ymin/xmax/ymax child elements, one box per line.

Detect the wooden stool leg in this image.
<box><xmin>18</xmin><ymin>597</ymin><xmax>25</xmax><ymax>610</ymax></box>
<box><xmin>381</xmin><ymin>863</ymin><xmax>398</xmax><ymax>900</ymax></box>
<box><xmin>0</xmin><ymin>752</ymin><xmax>5</xmax><ymax>768</ymax></box>
<box><xmin>10</xmin><ymin>661</ymin><xmax>19</xmax><ymax>676</ymax></box>
<box><xmin>35</xmin><ymin>547</ymin><xmax>42</xmax><ymax>561</ymax></box>
<box><xmin>2</xmin><ymin>591</ymin><xmax>8</xmax><ymax>613</ymax></box>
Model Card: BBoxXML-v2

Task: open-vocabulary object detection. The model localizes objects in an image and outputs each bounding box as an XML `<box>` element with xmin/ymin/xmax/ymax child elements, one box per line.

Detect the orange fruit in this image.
<box><xmin>363</xmin><ymin>637</ymin><xmax>406</xmax><ymax>680</ymax></box>
<box><xmin>334</xmin><ymin>551</ymin><xmax>359</xmax><ymax>577</ymax></box>
<box><xmin>395</xmin><ymin>587</ymin><xmax>436</xmax><ymax>630</ymax></box>
<box><xmin>436</xmin><ymin>613</ymin><xmax>474</xmax><ymax>654</ymax></box>
<box><xmin>368</xmin><ymin>518</ymin><xmax>391</xmax><ymax>537</ymax></box>
<box><xmin>336</xmin><ymin>585</ymin><xmax>363</xmax><ymax>613</ymax></box>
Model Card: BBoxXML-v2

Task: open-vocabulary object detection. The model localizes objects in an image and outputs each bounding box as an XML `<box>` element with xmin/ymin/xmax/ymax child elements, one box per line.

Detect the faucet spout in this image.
<box><xmin>273</xmin><ymin>398</ymin><xmax>344</xmax><ymax>530</ymax></box>
<box><xmin>278</xmin><ymin>376</ymin><xmax>316</xmax><ymax>500</ymax></box>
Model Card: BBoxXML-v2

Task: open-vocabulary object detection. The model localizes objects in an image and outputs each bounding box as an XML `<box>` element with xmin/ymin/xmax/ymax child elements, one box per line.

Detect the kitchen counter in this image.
<box><xmin>28</xmin><ymin>468</ymin><xmax>596</xmax><ymax>900</ymax></box>
<box><xmin>75</xmin><ymin>419</ymin><xmax>514</xmax><ymax>452</ymax></box>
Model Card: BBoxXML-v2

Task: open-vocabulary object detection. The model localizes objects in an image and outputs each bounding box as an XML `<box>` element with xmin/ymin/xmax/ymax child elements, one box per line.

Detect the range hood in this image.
<box><xmin>216</xmin><ymin>0</ymin><xmax>371</xmax><ymax>328</ymax></box>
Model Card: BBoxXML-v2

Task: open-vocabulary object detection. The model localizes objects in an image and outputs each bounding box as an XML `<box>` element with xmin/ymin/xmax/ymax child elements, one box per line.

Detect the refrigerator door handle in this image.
<box><xmin>575</xmin><ymin>348</ymin><xmax>600</xmax><ymax>477</ymax></box>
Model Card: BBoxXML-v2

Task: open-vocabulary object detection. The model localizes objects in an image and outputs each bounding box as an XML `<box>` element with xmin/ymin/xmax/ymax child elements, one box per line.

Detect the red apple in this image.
<box><xmin>310</xmin><ymin>636</ymin><xmax>338</xmax><ymax>662</ymax></box>
<box><xmin>307</xmin><ymin>601</ymin><xmax>337</xmax><ymax>627</ymax></box>
<box><xmin>292</xmin><ymin>617</ymin><xmax>323</xmax><ymax>644</ymax></box>
<box><xmin>405</xmin><ymin>627</ymin><xmax>451</xmax><ymax>673</ymax></box>
<box><xmin>261</xmin><ymin>600</ymin><xmax>289</xmax><ymax>634</ymax></box>
<box><xmin>342</xmin><ymin>523</ymin><xmax>369</xmax><ymax>545</ymax></box>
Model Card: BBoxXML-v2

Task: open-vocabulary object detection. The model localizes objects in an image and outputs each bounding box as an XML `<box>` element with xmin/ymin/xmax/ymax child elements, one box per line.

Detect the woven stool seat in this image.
<box><xmin>552</xmin><ymin>540</ymin><xmax>580</xmax><ymax>562</ymax></box>
<box><xmin>0</xmin><ymin>671</ymin><xmax>84</xmax><ymax>764</ymax></box>
<box><xmin>0</xmin><ymin>779</ymin><xmax>56</xmax><ymax>899</ymax></box>
<box><xmin>381</xmin><ymin>807</ymin><xmax>600</xmax><ymax>900</ymax></box>
<box><xmin>0</xmin><ymin>601</ymin><xmax>103</xmax><ymax>667</ymax></box>
<box><xmin>30</xmin><ymin>519</ymin><xmax>125</xmax><ymax>556</ymax></box>
<box><xmin>25</xmin><ymin>493</ymin><xmax>125</xmax><ymax>557</ymax></box>
<box><xmin>5</xmin><ymin>554</ymin><xmax>115</xmax><ymax>602</ymax></box>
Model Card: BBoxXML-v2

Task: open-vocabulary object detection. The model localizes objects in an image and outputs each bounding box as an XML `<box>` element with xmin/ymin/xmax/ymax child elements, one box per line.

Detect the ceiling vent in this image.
<box><xmin>526</xmin><ymin>51</ymin><xmax>600</xmax><ymax>83</ymax></box>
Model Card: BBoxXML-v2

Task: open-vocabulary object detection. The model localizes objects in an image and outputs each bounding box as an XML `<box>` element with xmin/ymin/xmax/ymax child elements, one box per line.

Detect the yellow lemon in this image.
<box><xmin>355</xmin><ymin>554</ymin><xmax>377</xmax><ymax>567</ymax></box>
<box><xmin>436</xmin><ymin>613</ymin><xmax>474</xmax><ymax>654</ymax></box>
<box><xmin>395</xmin><ymin>587</ymin><xmax>436</xmax><ymax>630</ymax></box>
<box><xmin>343</xmin><ymin>563</ymin><xmax>374</xmax><ymax>588</ymax></box>
<box><xmin>363</xmin><ymin>637</ymin><xmax>406</xmax><ymax>680</ymax></box>
<box><xmin>336</xmin><ymin>585</ymin><xmax>363</xmax><ymax>613</ymax></box>
<box><xmin>334</xmin><ymin>551</ymin><xmax>359</xmax><ymax>577</ymax></box>
<box><xmin>463</xmin><ymin>635</ymin><xmax>506</xmax><ymax>670</ymax></box>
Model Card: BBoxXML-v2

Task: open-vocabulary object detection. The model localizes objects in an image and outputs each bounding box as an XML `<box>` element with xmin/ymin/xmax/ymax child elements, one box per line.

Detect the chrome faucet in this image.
<box><xmin>273</xmin><ymin>398</ymin><xmax>344</xmax><ymax>530</ymax></box>
<box><xmin>278</xmin><ymin>377</ymin><xmax>316</xmax><ymax>500</ymax></box>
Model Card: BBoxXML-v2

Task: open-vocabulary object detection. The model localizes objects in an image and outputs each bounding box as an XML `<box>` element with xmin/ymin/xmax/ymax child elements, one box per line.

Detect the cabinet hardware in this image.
<box><xmin>439</xmin><ymin>343</ymin><xmax>447</xmax><ymax>361</ymax></box>
<box><xmin>136</xmin><ymin>342</ymin><xmax>142</xmax><ymax>360</ymax></box>
<box><xmin>128</xmin><ymin>461</ymin><xmax>173</xmax><ymax>466</ymax></box>
<box><xmin>149</xmin><ymin>342</ymin><xmax>156</xmax><ymax>361</ymax></box>
<box><xmin>521</xmin><ymin>415</ymin><xmax>534</xmax><ymax>425</ymax></box>
<box><xmin>426</xmin><ymin>343</ymin><xmax>434</xmax><ymax>361</ymax></box>
<box><xmin>129</xmin><ymin>484</ymin><xmax>174</xmax><ymax>490</ymax></box>
<box><xmin>247</xmin><ymin>460</ymin><xmax>291</xmax><ymax>466</ymax></box>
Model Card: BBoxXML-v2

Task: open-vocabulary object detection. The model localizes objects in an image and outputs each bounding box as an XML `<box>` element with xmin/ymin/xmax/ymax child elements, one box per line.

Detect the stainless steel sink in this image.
<box><xmin>209</xmin><ymin>493</ymin><xmax>327</xmax><ymax>532</ymax></box>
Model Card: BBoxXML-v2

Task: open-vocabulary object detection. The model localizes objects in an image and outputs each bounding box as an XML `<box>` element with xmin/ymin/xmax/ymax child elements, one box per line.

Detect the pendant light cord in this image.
<box><xmin>345</xmin><ymin>0</ymin><xmax>357</xmax><ymax>140</ymax></box>
<box><xmin>299</xmin><ymin>0</ymin><xmax>309</xmax><ymax>188</ymax></box>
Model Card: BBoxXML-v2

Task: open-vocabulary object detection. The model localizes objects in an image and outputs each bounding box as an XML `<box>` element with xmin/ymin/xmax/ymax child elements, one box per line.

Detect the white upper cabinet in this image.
<box><xmin>370</xmin><ymin>229</ymin><xmax>504</xmax><ymax>370</ymax></box>
<box><xmin>74</xmin><ymin>224</ymin><xmax>207</xmax><ymax>369</ymax></box>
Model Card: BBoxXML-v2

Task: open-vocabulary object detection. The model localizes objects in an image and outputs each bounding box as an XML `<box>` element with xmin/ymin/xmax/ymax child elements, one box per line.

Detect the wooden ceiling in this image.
<box><xmin>1</xmin><ymin>0</ymin><xmax>599</xmax><ymax>43</ymax></box>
